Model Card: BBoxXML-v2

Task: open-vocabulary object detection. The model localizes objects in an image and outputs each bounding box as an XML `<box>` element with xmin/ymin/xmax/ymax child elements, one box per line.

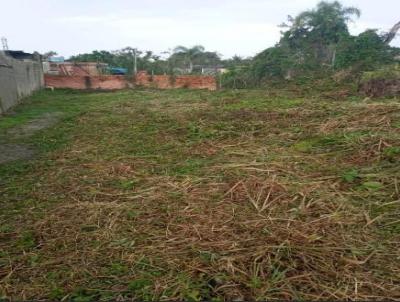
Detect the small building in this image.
<box><xmin>43</xmin><ymin>61</ymin><xmax>108</xmax><ymax>76</ymax></box>
<box><xmin>4</xmin><ymin>50</ymin><xmax>40</xmax><ymax>61</ymax></box>
<box><xmin>48</xmin><ymin>56</ymin><xmax>65</xmax><ymax>63</ymax></box>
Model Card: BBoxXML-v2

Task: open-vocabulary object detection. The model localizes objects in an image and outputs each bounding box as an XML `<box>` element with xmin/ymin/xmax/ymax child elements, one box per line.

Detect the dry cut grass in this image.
<box><xmin>0</xmin><ymin>89</ymin><xmax>400</xmax><ymax>300</ymax></box>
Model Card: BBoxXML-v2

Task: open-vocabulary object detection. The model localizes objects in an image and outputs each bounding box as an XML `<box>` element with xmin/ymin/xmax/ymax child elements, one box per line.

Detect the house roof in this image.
<box><xmin>4</xmin><ymin>50</ymin><xmax>35</xmax><ymax>60</ymax></box>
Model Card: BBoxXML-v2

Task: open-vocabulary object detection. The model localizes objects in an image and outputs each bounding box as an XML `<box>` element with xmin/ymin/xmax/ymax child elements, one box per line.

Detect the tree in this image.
<box><xmin>384</xmin><ymin>20</ymin><xmax>400</xmax><ymax>44</ymax></box>
<box><xmin>69</xmin><ymin>48</ymin><xmax>167</xmax><ymax>75</ymax></box>
<box><xmin>42</xmin><ymin>51</ymin><xmax>58</xmax><ymax>59</ymax></box>
<box><xmin>192</xmin><ymin>51</ymin><xmax>221</xmax><ymax>67</ymax></box>
<box><xmin>252</xmin><ymin>46</ymin><xmax>295</xmax><ymax>79</ymax></box>
<box><xmin>170</xmin><ymin>45</ymin><xmax>205</xmax><ymax>73</ymax></box>
<box><xmin>244</xmin><ymin>1</ymin><xmax>364</xmax><ymax>82</ymax></box>
<box><xmin>280</xmin><ymin>1</ymin><xmax>360</xmax><ymax>67</ymax></box>
<box><xmin>222</xmin><ymin>55</ymin><xmax>252</xmax><ymax>70</ymax></box>
<box><xmin>335</xmin><ymin>30</ymin><xmax>394</xmax><ymax>71</ymax></box>
<box><xmin>225</xmin><ymin>1</ymin><xmax>399</xmax><ymax>87</ymax></box>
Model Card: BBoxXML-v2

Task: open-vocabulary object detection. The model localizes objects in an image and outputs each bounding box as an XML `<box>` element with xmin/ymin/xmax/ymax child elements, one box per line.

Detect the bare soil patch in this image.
<box><xmin>0</xmin><ymin>144</ymin><xmax>35</xmax><ymax>164</ymax></box>
<box><xmin>0</xmin><ymin>112</ymin><xmax>63</xmax><ymax>164</ymax></box>
<box><xmin>6</xmin><ymin>112</ymin><xmax>62</xmax><ymax>138</ymax></box>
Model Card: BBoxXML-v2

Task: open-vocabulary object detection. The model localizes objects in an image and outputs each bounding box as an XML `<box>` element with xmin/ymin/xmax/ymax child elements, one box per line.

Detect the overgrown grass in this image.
<box><xmin>0</xmin><ymin>88</ymin><xmax>399</xmax><ymax>300</ymax></box>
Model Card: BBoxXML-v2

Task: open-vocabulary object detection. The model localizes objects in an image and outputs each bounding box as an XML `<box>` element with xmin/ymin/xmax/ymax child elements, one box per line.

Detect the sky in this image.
<box><xmin>1</xmin><ymin>0</ymin><xmax>399</xmax><ymax>59</ymax></box>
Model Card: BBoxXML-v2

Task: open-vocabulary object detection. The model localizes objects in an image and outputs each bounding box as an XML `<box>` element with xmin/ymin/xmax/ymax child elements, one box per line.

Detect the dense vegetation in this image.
<box><xmin>223</xmin><ymin>1</ymin><xmax>400</xmax><ymax>88</ymax></box>
<box><xmin>62</xmin><ymin>1</ymin><xmax>400</xmax><ymax>89</ymax></box>
<box><xmin>69</xmin><ymin>46</ymin><xmax>223</xmax><ymax>75</ymax></box>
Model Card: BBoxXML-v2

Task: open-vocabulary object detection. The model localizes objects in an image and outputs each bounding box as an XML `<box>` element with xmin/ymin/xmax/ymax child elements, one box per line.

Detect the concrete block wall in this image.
<box><xmin>0</xmin><ymin>52</ymin><xmax>44</xmax><ymax>114</ymax></box>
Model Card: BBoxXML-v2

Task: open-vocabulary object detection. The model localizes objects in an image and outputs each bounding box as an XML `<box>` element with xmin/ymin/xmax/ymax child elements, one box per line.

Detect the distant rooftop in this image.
<box><xmin>48</xmin><ymin>56</ymin><xmax>65</xmax><ymax>63</ymax></box>
<box><xmin>3</xmin><ymin>50</ymin><xmax>35</xmax><ymax>60</ymax></box>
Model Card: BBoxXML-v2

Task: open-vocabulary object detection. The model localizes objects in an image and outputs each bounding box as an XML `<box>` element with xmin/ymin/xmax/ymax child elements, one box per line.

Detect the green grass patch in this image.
<box><xmin>1</xmin><ymin>88</ymin><xmax>399</xmax><ymax>301</ymax></box>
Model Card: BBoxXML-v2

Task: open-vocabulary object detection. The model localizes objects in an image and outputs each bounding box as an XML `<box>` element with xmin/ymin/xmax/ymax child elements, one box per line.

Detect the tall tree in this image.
<box><xmin>335</xmin><ymin>30</ymin><xmax>394</xmax><ymax>71</ymax></box>
<box><xmin>171</xmin><ymin>45</ymin><xmax>205</xmax><ymax>73</ymax></box>
<box><xmin>249</xmin><ymin>1</ymin><xmax>363</xmax><ymax>80</ymax></box>
<box><xmin>280</xmin><ymin>1</ymin><xmax>361</xmax><ymax>66</ymax></box>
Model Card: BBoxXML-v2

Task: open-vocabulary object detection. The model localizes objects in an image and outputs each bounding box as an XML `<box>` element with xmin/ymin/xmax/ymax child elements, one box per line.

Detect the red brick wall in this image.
<box><xmin>135</xmin><ymin>71</ymin><xmax>217</xmax><ymax>90</ymax></box>
<box><xmin>45</xmin><ymin>75</ymin><xmax>128</xmax><ymax>90</ymax></box>
<box><xmin>45</xmin><ymin>73</ymin><xmax>217</xmax><ymax>91</ymax></box>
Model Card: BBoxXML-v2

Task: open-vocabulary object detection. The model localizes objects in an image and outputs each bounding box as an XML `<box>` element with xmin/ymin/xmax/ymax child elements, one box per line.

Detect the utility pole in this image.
<box><xmin>1</xmin><ymin>37</ymin><xmax>9</xmax><ymax>50</ymax></box>
<box><xmin>133</xmin><ymin>48</ymin><xmax>137</xmax><ymax>75</ymax></box>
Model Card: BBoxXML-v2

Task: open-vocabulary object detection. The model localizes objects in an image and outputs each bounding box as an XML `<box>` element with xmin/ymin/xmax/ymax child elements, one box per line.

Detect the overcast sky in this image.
<box><xmin>1</xmin><ymin>0</ymin><xmax>399</xmax><ymax>58</ymax></box>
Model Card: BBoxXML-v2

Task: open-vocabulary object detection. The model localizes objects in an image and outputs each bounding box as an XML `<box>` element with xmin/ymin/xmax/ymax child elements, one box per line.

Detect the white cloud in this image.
<box><xmin>0</xmin><ymin>0</ymin><xmax>398</xmax><ymax>57</ymax></box>
<box><xmin>51</xmin><ymin>12</ymin><xmax>281</xmax><ymax>57</ymax></box>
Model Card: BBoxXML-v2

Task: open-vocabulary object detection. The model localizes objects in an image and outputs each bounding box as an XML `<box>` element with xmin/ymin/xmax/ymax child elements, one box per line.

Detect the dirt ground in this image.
<box><xmin>0</xmin><ymin>144</ymin><xmax>35</xmax><ymax>164</ymax></box>
<box><xmin>0</xmin><ymin>112</ymin><xmax>62</xmax><ymax>164</ymax></box>
<box><xmin>6</xmin><ymin>112</ymin><xmax>62</xmax><ymax>139</ymax></box>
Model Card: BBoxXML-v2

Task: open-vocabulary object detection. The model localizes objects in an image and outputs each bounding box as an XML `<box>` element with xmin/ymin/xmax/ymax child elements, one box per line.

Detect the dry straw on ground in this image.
<box><xmin>0</xmin><ymin>89</ymin><xmax>399</xmax><ymax>300</ymax></box>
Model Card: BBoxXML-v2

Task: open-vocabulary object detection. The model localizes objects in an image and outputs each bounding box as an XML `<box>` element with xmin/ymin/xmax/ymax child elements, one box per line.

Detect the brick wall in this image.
<box><xmin>45</xmin><ymin>72</ymin><xmax>217</xmax><ymax>91</ymax></box>
<box><xmin>135</xmin><ymin>71</ymin><xmax>216</xmax><ymax>90</ymax></box>
<box><xmin>45</xmin><ymin>75</ymin><xmax>129</xmax><ymax>90</ymax></box>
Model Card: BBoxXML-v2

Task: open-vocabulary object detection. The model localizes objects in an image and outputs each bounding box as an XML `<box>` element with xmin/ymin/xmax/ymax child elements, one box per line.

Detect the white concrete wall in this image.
<box><xmin>0</xmin><ymin>52</ymin><xmax>44</xmax><ymax>114</ymax></box>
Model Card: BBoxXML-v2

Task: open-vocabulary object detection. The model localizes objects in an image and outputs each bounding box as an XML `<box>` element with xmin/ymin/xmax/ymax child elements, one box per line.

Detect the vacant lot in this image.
<box><xmin>0</xmin><ymin>89</ymin><xmax>399</xmax><ymax>300</ymax></box>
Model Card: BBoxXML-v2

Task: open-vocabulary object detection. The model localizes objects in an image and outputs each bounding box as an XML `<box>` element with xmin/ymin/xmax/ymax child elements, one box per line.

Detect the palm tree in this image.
<box><xmin>172</xmin><ymin>45</ymin><xmax>205</xmax><ymax>73</ymax></box>
<box><xmin>281</xmin><ymin>1</ymin><xmax>361</xmax><ymax>65</ymax></box>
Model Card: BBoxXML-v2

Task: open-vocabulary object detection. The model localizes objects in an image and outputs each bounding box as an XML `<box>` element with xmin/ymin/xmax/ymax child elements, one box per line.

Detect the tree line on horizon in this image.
<box><xmin>45</xmin><ymin>1</ymin><xmax>400</xmax><ymax>87</ymax></box>
<box><xmin>64</xmin><ymin>46</ymin><xmax>225</xmax><ymax>76</ymax></box>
